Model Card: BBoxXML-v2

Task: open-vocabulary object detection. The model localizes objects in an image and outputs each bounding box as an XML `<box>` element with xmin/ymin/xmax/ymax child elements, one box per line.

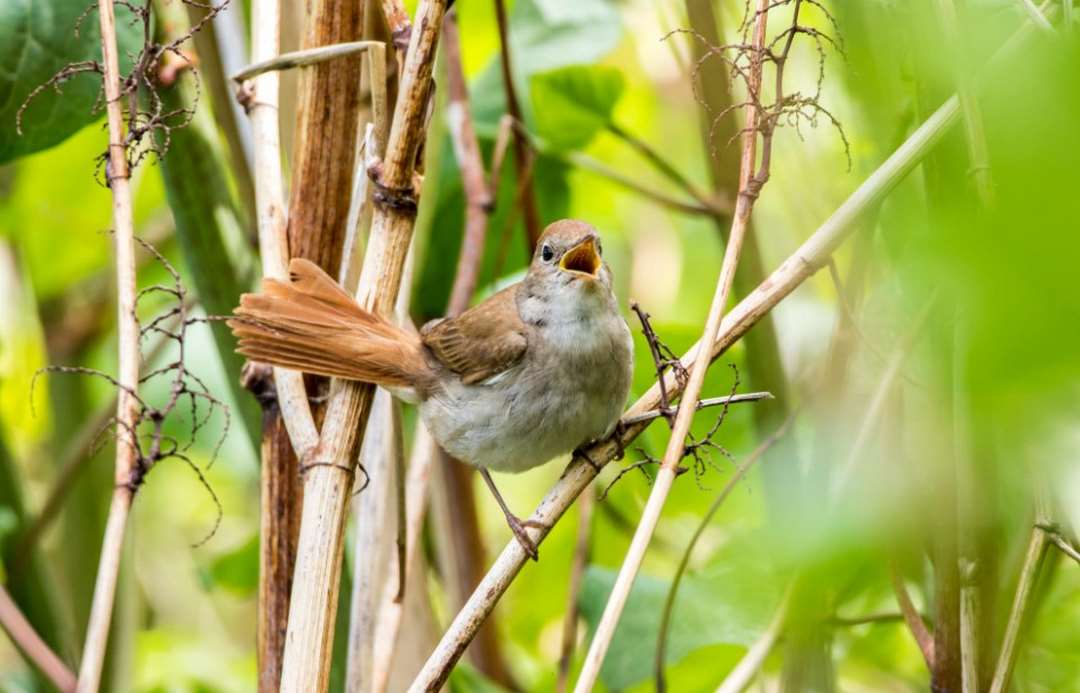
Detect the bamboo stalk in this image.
<box><xmin>573</xmin><ymin>5</ymin><xmax>771</xmax><ymax>687</ymax></box>
<box><xmin>278</xmin><ymin>0</ymin><xmax>447</xmax><ymax>688</ymax></box>
<box><xmin>76</xmin><ymin>2</ymin><xmax>141</xmax><ymax>690</ymax></box>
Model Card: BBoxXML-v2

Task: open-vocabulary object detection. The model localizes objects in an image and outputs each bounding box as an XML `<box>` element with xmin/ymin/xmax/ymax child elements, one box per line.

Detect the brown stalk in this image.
<box><xmin>493</xmin><ymin>0</ymin><xmax>542</xmax><ymax>249</ymax></box>
<box><xmin>573</xmin><ymin>4</ymin><xmax>772</xmax><ymax>686</ymax></box>
<box><xmin>890</xmin><ymin>563</ymin><xmax>936</xmax><ymax>670</ymax></box>
<box><xmin>278</xmin><ymin>0</ymin><xmax>448</xmax><ymax>688</ymax></box>
<box><xmin>75</xmin><ymin>1</ymin><xmax>142</xmax><ymax>690</ymax></box>
<box><xmin>239</xmin><ymin>4</ymin><xmax>388</xmax><ymax>690</ymax></box>
<box><xmin>0</xmin><ymin>584</ymin><xmax>75</xmax><ymax>692</ymax></box>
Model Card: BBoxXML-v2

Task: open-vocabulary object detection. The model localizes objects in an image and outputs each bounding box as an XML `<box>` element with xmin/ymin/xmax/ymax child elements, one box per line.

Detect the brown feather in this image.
<box><xmin>420</xmin><ymin>285</ymin><xmax>528</xmax><ymax>385</ymax></box>
<box><xmin>229</xmin><ymin>258</ymin><xmax>435</xmax><ymax>393</ymax></box>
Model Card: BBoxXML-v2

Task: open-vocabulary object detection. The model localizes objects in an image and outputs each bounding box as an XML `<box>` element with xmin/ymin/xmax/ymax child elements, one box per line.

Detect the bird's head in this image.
<box><xmin>526</xmin><ymin>219</ymin><xmax>612</xmax><ymax>292</ymax></box>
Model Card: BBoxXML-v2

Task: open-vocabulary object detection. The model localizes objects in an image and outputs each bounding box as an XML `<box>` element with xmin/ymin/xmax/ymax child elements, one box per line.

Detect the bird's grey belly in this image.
<box><xmin>420</xmin><ymin>350</ymin><xmax>628</xmax><ymax>473</ymax></box>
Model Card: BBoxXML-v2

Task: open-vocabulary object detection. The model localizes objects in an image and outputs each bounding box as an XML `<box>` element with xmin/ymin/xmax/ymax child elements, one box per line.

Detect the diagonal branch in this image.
<box><xmin>574</xmin><ymin>3</ymin><xmax>772</xmax><ymax>686</ymax></box>
<box><xmin>0</xmin><ymin>585</ymin><xmax>76</xmax><ymax>692</ymax></box>
<box><xmin>407</xmin><ymin>10</ymin><xmax>1050</xmax><ymax>683</ymax></box>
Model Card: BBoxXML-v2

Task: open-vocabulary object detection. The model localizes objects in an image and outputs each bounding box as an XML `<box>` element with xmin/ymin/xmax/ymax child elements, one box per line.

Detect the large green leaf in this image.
<box><xmin>0</xmin><ymin>0</ymin><xmax>141</xmax><ymax>163</ymax></box>
<box><xmin>470</xmin><ymin>0</ymin><xmax>623</xmax><ymax>134</ymax></box>
<box><xmin>530</xmin><ymin>65</ymin><xmax>624</xmax><ymax>151</ymax></box>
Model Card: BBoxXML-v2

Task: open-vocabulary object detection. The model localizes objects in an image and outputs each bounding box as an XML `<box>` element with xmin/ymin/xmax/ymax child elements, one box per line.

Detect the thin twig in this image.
<box><xmin>408</xmin><ymin>13</ymin><xmax>1048</xmax><ymax>687</ymax></box>
<box><xmin>493</xmin><ymin>0</ymin><xmax>541</xmax><ymax>248</ymax></box>
<box><xmin>890</xmin><ymin>563</ymin><xmax>936</xmax><ymax>670</ymax></box>
<box><xmin>574</xmin><ymin>4</ymin><xmax>772</xmax><ymax>686</ymax></box>
<box><xmin>443</xmin><ymin>10</ymin><xmax>493</xmax><ymax>314</ymax></box>
<box><xmin>371</xmin><ymin>426</ymin><xmax>438</xmax><ymax>693</ymax></box>
<box><xmin>935</xmin><ymin>0</ymin><xmax>995</xmax><ymax>207</ymax></box>
<box><xmin>830</xmin><ymin>612</ymin><xmax>908</xmax><ymax>627</ymax></box>
<box><xmin>988</xmin><ymin>522</ymin><xmax>1052</xmax><ymax>693</ymax></box>
<box><xmin>607</xmin><ymin>122</ymin><xmax>723</xmax><ymax>216</ymax></box>
<box><xmin>830</xmin><ymin>295</ymin><xmax>937</xmax><ymax>499</ymax></box>
<box><xmin>655</xmin><ymin>413</ymin><xmax>795</xmax><ymax>690</ymax></box>
<box><xmin>0</xmin><ymin>585</ymin><xmax>76</xmax><ymax>692</ymax></box>
<box><xmin>245</xmin><ymin>0</ymin><xmax>319</xmax><ymax>459</ymax></box>
<box><xmin>76</xmin><ymin>1</ymin><xmax>142</xmax><ymax>689</ymax></box>
<box><xmin>620</xmin><ymin>393</ymin><xmax>772</xmax><ymax>427</ymax></box>
<box><xmin>231</xmin><ymin>41</ymin><xmax>386</xmax><ymax>83</ymax></box>
<box><xmin>1047</xmin><ymin>531</ymin><xmax>1080</xmax><ymax>565</ymax></box>
<box><xmin>14</xmin><ymin>309</ymin><xmax>183</xmax><ymax>567</ymax></box>
<box><xmin>519</xmin><ymin>126</ymin><xmax>727</xmax><ymax>217</ymax></box>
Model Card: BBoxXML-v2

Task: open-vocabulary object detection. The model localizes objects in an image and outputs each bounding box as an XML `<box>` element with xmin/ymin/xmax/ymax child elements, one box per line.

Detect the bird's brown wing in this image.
<box><xmin>420</xmin><ymin>284</ymin><xmax>528</xmax><ymax>385</ymax></box>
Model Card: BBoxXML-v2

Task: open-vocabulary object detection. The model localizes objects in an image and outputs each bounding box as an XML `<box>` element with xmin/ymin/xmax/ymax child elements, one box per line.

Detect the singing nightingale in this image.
<box><xmin>230</xmin><ymin>219</ymin><xmax>633</xmax><ymax>558</ymax></box>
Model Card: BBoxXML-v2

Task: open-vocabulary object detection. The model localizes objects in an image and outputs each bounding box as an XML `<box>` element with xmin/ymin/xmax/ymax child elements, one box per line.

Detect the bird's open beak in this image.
<box><xmin>559</xmin><ymin>237</ymin><xmax>601</xmax><ymax>278</ymax></box>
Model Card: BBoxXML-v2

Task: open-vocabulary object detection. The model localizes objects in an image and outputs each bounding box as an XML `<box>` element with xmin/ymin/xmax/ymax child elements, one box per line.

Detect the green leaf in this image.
<box><xmin>469</xmin><ymin>0</ymin><xmax>623</xmax><ymax>134</ymax></box>
<box><xmin>579</xmin><ymin>536</ymin><xmax>783</xmax><ymax>690</ymax></box>
<box><xmin>0</xmin><ymin>0</ymin><xmax>141</xmax><ymax>163</ymax></box>
<box><xmin>202</xmin><ymin>533</ymin><xmax>258</xmax><ymax>596</ymax></box>
<box><xmin>530</xmin><ymin>65</ymin><xmax>624</xmax><ymax>151</ymax></box>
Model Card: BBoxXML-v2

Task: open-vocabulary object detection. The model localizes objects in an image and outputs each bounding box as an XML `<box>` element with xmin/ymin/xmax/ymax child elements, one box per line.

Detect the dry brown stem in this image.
<box><xmin>0</xmin><ymin>585</ymin><xmax>76</xmax><ymax>692</ymax></box>
<box><xmin>493</xmin><ymin>0</ymin><xmax>541</xmax><ymax>249</ymax></box>
<box><xmin>278</xmin><ymin>0</ymin><xmax>447</xmax><ymax>688</ymax></box>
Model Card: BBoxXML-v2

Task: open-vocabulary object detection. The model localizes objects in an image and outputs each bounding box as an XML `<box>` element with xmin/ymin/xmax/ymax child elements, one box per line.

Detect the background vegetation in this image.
<box><xmin>0</xmin><ymin>0</ymin><xmax>1078</xmax><ymax>691</ymax></box>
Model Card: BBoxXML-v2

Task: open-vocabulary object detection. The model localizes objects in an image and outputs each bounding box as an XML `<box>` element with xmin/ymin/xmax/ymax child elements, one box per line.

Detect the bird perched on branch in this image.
<box><xmin>230</xmin><ymin>219</ymin><xmax>634</xmax><ymax>559</ymax></box>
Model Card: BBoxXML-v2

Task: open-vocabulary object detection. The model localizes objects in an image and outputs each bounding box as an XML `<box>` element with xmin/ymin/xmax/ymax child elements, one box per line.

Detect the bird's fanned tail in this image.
<box><xmin>228</xmin><ymin>258</ymin><xmax>434</xmax><ymax>393</ymax></box>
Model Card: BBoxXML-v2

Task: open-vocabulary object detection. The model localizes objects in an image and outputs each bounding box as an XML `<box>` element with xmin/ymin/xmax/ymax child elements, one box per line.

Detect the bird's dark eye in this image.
<box><xmin>540</xmin><ymin>244</ymin><xmax>554</xmax><ymax>262</ymax></box>
<box><xmin>596</xmin><ymin>239</ymin><xmax>603</xmax><ymax>256</ymax></box>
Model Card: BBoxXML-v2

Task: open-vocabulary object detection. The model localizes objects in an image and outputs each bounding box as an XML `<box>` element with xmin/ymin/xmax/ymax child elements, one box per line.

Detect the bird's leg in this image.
<box><xmin>479</xmin><ymin>468</ymin><xmax>545</xmax><ymax>561</ymax></box>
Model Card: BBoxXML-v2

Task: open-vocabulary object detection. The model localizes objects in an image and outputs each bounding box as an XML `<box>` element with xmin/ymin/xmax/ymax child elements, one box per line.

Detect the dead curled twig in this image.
<box><xmin>31</xmin><ymin>239</ymin><xmax>228</xmax><ymax>547</ymax></box>
<box><xmin>670</xmin><ymin>0</ymin><xmax>850</xmax><ymax>171</ymax></box>
<box><xmin>17</xmin><ymin>0</ymin><xmax>226</xmax><ymax>182</ymax></box>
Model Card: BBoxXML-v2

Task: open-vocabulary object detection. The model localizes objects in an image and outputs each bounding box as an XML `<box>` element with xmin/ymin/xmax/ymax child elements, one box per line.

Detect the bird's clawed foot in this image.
<box><xmin>573</xmin><ymin>446</ymin><xmax>603</xmax><ymax>473</ymax></box>
<box><xmin>503</xmin><ymin>513</ymin><xmax>547</xmax><ymax>561</ymax></box>
<box><xmin>612</xmin><ymin>420</ymin><xmax>628</xmax><ymax>460</ymax></box>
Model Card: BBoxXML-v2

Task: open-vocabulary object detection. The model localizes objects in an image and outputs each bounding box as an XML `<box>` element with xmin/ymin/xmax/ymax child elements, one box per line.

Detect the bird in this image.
<box><xmin>229</xmin><ymin>219</ymin><xmax>634</xmax><ymax>559</ymax></box>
